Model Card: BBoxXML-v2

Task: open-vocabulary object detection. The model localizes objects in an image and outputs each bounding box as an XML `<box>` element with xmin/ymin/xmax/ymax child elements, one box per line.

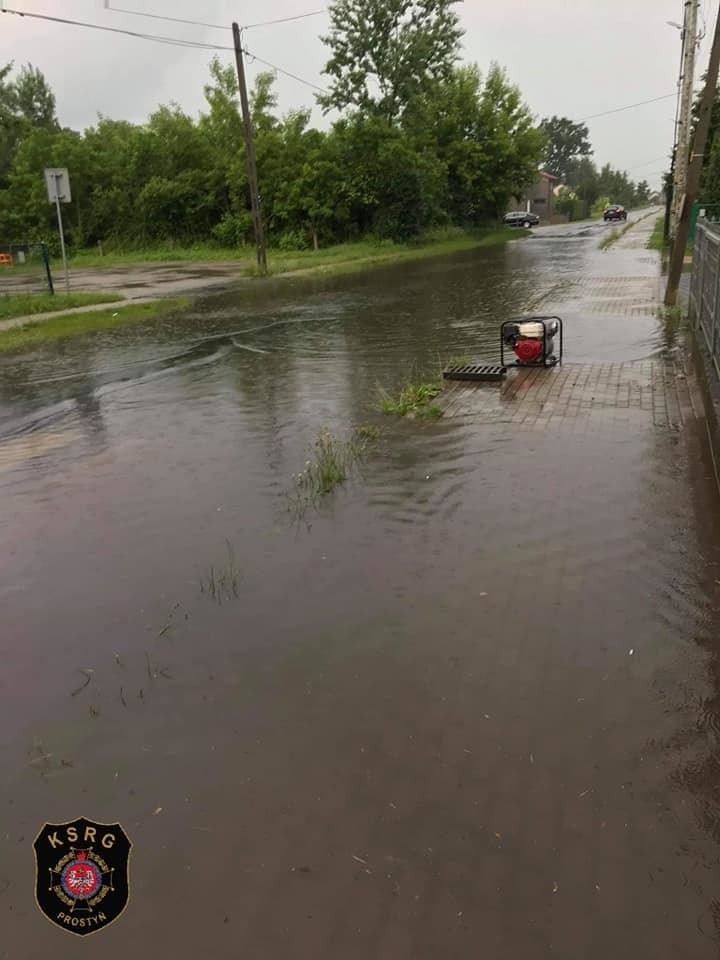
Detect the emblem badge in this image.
<box><xmin>33</xmin><ymin>817</ymin><xmax>131</xmax><ymax>936</ymax></box>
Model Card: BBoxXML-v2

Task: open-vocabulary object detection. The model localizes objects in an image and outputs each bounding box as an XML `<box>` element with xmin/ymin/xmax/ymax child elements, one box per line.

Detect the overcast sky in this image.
<box><xmin>2</xmin><ymin>0</ymin><xmax>718</xmax><ymax>189</ymax></box>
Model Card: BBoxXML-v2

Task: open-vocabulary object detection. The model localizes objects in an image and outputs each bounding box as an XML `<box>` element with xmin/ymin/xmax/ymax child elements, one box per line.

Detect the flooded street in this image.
<box><xmin>4</xmin><ymin>212</ymin><xmax>720</xmax><ymax>958</ymax></box>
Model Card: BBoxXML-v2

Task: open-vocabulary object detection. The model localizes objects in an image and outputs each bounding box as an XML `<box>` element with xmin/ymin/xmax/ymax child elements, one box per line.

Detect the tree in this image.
<box><xmin>13</xmin><ymin>63</ymin><xmax>58</xmax><ymax>129</ymax></box>
<box><xmin>635</xmin><ymin>180</ymin><xmax>650</xmax><ymax>205</ymax></box>
<box><xmin>564</xmin><ymin>156</ymin><xmax>598</xmax><ymax>218</ymax></box>
<box><xmin>318</xmin><ymin>0</ymin><xmax>464</xmax><ymax>123</ymax></box>
<box><xmin>539</xmin><ymin>116</ymin><xmax>592</xmax><ymax>181</ymax></box>
<box><xmin>403</xmin><ymin>64</ymin><xmax>544</xmax><ymax>224</ymax></box>
<box><xmin>0</xmin><ymin>62</ymin><xmax>57</xmax><ymax>191</ymax></box>
<box><xmin>702</xmin><ymin>133</ymin><xmax>720</xmax><ymax>203</ymax></box>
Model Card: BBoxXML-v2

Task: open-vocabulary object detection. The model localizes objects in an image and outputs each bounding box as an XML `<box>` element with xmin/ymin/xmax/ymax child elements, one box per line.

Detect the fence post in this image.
<box><xmin>40</xmin><ymin>242</ymin><xmax>54</xmax><ymax>296</ymax></box>
<box><xmin>697</xmin><ymin>226</ymin><xmax>706</xmax><ymax>334</ymax></box>
<box><xmin>689</xmin><ymin>228</ymin><xmax>700</xmax><ymax>325</ymax></box>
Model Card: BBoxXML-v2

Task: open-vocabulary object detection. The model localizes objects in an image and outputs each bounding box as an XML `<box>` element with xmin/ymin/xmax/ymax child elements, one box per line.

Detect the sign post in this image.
<box><xmin>44</xmin><ymin>168</ymin><xmax>71</xmax><ymax>294</ymax></box>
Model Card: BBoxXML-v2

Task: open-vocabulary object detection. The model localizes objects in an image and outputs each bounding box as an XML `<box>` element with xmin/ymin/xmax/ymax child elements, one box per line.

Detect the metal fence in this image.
<box><xmin>688</xmin><ymin>219</ymin><xmax>720</xmax><ymax>380</ymax></box>
<box><xmin>0</xmin><ymin>242</ymin><xmax>54</xmax><ymax>295</ymax></box>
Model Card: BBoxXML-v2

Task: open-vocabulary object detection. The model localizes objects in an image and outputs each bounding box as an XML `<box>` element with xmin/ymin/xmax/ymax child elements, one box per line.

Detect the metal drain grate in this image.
<box><xmin>443</xmin><ymin>363</ymin><xmax>507</xmax><ymax>382</ymax></box>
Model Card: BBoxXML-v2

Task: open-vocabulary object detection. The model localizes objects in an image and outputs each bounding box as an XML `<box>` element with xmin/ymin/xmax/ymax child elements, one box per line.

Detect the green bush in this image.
<box><xmin>276</xmin><ymin>229</ymin><xmax>309</xmax><ymax>252</ymax></box>
<box><xmin>211</xmin><ymin>212</ymin><xmax>253</xmax><ymax>247</ymax></box>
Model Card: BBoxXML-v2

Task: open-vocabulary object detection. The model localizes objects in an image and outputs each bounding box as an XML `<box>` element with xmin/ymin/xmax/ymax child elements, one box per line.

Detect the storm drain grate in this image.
<box><xmin>443</xmin><ymin>363</ymin><xmax>507</xmax><ymax>382</ymax></box>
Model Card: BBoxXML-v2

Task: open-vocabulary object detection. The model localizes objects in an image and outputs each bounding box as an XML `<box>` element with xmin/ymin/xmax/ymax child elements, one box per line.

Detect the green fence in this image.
<box><xmin>690</xmin><ymin>202</ymin><xmax>720</xmax><ymax>244</ymax></box>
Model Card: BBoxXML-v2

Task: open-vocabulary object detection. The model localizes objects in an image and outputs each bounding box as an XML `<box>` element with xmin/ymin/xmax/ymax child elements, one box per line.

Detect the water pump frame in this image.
<box><xmin>500</xmin><ymin>316</ymin><xmax>563</xmax><ymax>369</ymax></box>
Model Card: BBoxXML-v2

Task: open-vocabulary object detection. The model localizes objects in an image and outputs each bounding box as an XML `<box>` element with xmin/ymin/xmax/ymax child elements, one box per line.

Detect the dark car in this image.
<box><xmin>603</xmin><ymin>204</ymin><xmax>627</xmax><ymax>222</ymax></box>
<box><xmin>503</xmin><ymin>211</ymin><xmax>540</xmax><ymax>228</ymax></box>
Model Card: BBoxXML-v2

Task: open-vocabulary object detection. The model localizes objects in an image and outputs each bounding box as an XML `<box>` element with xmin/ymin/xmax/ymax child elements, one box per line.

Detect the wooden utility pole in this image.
<box><xmin>672</xmin><ymin>0</ymin><xmax>700</xmax><ymax>237</ymax></box>
<box><xmin>665</xmin><ymin>1</ymin><xmax>720</xmax><ymax>305</ymax></box>
<box><xmin>232</xmin><ymin>21</ymin><xmax>267</xmax><ymax>275</ymax></box>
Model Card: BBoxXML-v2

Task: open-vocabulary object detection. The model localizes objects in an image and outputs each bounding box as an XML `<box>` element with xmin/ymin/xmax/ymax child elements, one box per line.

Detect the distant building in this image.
<box><xmin>512</xmin><ymin>171</ymin><xmax>561</xmax><ymax>222</ymax></box>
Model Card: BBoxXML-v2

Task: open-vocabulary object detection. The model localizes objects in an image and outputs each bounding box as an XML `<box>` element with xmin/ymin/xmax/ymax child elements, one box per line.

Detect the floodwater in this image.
<box><xmin>3</xmin><ymin>214</ymin><xmax>720</xmax><ymax>958</ymax></box>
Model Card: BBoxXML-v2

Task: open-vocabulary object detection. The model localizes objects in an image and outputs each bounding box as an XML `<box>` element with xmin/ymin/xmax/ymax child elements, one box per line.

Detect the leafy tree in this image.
<box><xmin>318</xmin><ymin>0</ymin><xmax>464</xmax><ymax>123</ymax></box>
<box><xmin>539</xmin><ymin>116</ymin><xmax>592</xmax><ymax>181</ymax></box>
<box><xmin>564</xmin><ymin>156</ymin><xmax>599</xmax><ymax>217</ymax></box>
<box><xmin>0</xmin><ymin>52</ymin><xmax>648</xmax><ymax>249</ymax></box>
<box><xmin>404</xmin><ymin>64</ymin><xmax>544</xmax><ymax>224</ymax></box>
<box><xmin>13</xmin><ymin>63</ymin><xmax>58</xmax><ymax>129</ymax></box>
<box><xmin>702</xmin><ymin>134</ymin><xmax>720</xmax><ymax>203</ymax></box>
<box><xmin>635</xmin><ymin>180</ymin><xmax>650</xmax><ymax>205</ymax></box>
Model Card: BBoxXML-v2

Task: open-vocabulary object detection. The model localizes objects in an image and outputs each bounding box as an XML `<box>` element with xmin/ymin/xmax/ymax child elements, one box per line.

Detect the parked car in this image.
<box><xmin>503</xmin><ymin>211</ymin><xmax>540</xmax><ymax>228</ymax></box>
<box><xmin>603</xmin><ymin>204</ymin><xmax>627</xmax><ymax>222</ymax></box>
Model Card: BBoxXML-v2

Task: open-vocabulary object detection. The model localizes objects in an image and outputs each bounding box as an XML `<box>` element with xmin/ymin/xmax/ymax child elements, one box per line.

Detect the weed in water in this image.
<box><xmin>657</xmin><ymin>304</ymin><xmax>684</xmax><ymax>322</ymax></box>
<box><xmin>288</xmin><ymin>426</ymin><xmax>377</xmax><ymax>515</ymax></box>
<box><xmin>380</xmin><ymin>381</ymin><xmax>443</xmax><ymax>417</ymax></box>
<box><xmin>199</xmin><ymin>540</ymin><xmax>240</xmax><ymax>604</ymax></box>
<box><xmin>424</xmin><ymin>404</ymin><xmax>445</xmax><ymax>419</ymax></box>
<box><xmin>354</xmin><ymin>424</ymin><xmax>381</xmax><ymax>442</ymax></box>
<box><xmin>444</xmin><ymin>353</ymin><xmax>471</xmax><ymax>370</ymax></box>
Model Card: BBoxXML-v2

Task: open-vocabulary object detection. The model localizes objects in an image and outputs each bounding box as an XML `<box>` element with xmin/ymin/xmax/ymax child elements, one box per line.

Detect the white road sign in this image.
<box><xmin>44</xmin><ymin>168</ymin><xmax>72</xmax><ymax>204</ymax></box>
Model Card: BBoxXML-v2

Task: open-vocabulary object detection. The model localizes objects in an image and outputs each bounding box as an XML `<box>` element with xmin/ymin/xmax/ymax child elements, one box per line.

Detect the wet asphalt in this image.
<box><xmin>3</xmin><ymin>210</ymin><xmax>720</xmax><ymax>958</ymax></box>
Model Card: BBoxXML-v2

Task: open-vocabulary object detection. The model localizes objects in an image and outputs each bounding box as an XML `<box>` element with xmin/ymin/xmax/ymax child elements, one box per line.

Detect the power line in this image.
<box><xmin>243</xmin><ymin>47</ymin><xmax>328</xmax><ymax>93</ymax></box>
<box><xmin>1</xmin><ymin>7</ymin><xmax>233</xmax><ymax>50</ymax></box>
<box><xmin>245</xmin><ymin>10</ymin><xmax>327</xmax><ymax>30</ymax></box>
<box><xmin>2</xmin><ymin>7</ymin><xmax>328</xmax><ymax>93</ymax></box>
<box><xmin>103</xmin><ymin>2</ymin><xmax>229</xmax><ymax>31</ymax></box>
<box><xmin>2</xmin><ymin>8</ymin><xmax>681</xmax><ymax>113</ymax></box>
<box><xmin>103</xmin><ymin>2</ymin><xmax>326</xmax><ymax>32</ymax></box>
<box><xmin>626</xmin><ymin>155</ymin><xmax>672</xmax><ymax>171</ymax></box>
<box><xmin>578</xmin><ymin>93</ymin><xmax>677</xmax><ymax>122</ymax></box>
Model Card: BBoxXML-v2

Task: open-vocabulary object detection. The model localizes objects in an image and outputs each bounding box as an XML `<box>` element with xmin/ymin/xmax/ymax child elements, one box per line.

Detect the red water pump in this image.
<box><xmin>500</xmin><ymin>316</ymin><xmax>563</xmax><ymax>368</ymax></box>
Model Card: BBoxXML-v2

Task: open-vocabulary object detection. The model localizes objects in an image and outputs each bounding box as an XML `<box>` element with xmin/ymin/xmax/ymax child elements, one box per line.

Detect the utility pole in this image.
<box><xmin>671</xmin><ymin>0</ymin><xmax>700</xmax><ymax>237</ymax></box>
<box><xmin>232</xmin><ymin>21</ymin><xmax>267</xmax><ymax>275</ymax></box>
<box><xmin>665</xmin><ymin>0</ymin><xmax>720</xmax><ymax>305</ymax></box>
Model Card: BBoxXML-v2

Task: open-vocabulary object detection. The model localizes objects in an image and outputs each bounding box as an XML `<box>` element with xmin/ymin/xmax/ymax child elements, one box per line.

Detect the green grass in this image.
<box><xmin>0</xmin><ymin>297</ymin><xmax>189</xmax><ymax>354</ymax></box>
<box><xmin>62</xmin><ymin>227</ymin><xmax>525</xmax><ymax>274</ymax></box>
<box><xmin>67</xmin><ymin>243</ymin><xmax>250</xmax><ymax>268</ymax></box>
<box><xmin>657</xmin><ymin>304</ymin><xmax>684</xmax><ymax>322</ymax></box>
<box><xmin>288</xmin><ymin>426</ymin><xmax>378</xmax><ymax>514</ymax></box>
<box><xmin>380</xmin><ymin>381</ymin><xmax>444</xmax><ymax>418</ymax></box>
<box><xmin>258</xmin><ymin>229</ymin><xmax>525</xmax><ymax>279</ymax></box>
<box><xmin>444</xmin><ymin>352</ymin><xmax>471</xmax><ymax>370</ymax></box>
<box><xmin>647</xmin><ymin>217</ymin><xmax>668</xmax><ymax>251</ymax></box>
<box><xmin>0</xmin><ymin>291</ymin><xmax>122</xmax><ymax>322</ymax></box>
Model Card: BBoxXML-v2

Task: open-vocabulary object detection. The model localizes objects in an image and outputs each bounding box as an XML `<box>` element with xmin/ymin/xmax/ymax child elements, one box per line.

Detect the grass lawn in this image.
<box><xmin>0</xmin><ymin>291</ymin><xmax>122</xmax><ymax>322</ymax></box>
<box><xmin>0</xmin><ymin>297</ymin><xmax>189</xmax><ymax>354</ymax></box>
<box><xmin>63</xmin><ymin>228</ymin><xmax>526</xmax><ymax>274</ymax></box>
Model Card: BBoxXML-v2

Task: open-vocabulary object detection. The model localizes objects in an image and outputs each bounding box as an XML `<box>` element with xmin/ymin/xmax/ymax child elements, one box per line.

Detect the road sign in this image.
<box><xmin>44</xmin><ymin>168</ymin><xmax>72</xmax><ymax>204</ymax></box>
<box><xmin>44</xmin><ymin>168</ymin><xmax>71</xmax><ymax>293</ymax></box>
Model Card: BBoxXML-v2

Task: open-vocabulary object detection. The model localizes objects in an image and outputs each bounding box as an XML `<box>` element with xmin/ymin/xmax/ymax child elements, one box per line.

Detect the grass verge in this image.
<box><xmin>647</xmin><ymin>217</ymin><xmax>667</xmax><ymax>251</ymax></box>
<box><xmin>599</xmin><ymin>228</ymin><xmax>620</xmax><ymax>250</ymax></box>
<box><xmin>63</xmin><ymin>227</ymin><xmax>525</xmax><ymax>274</ymax></box>
<box><xmin>0</xmin><ymin>291</ymin><xmax>122</xmax><ymax>322</ymax></box>
<box><xmin>288</xmin><ymin>426</ymin><xmax>379</xmax><ymax>514</ymax></box>
<box><xmin>0</xmin><ymin>297</ymin><xmax>189</xmax><ymax>354</ymax></box>
<box><xmin>258</xmin><ymin>229</ymin><xmax>525</xmax><ymax>279</ymax></box>
<box><xmin>381</xmin><ymin>381</ymin><xmax>444</xmax><ymax>418</ymax></box>
<box><xmin>67</xmin><ymin>243</ymin><xmax>247</xmax><ymax>268</ymax></box>
<box><xmin>600</xmin><ymin>210</ymin><xmax>657</xmax><ymax>251</ymax></box>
